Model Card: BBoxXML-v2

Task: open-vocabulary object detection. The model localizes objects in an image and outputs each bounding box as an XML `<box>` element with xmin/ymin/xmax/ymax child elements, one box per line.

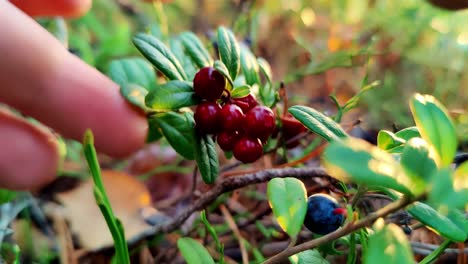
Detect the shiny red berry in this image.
<box><xmin>220</xmin><ymin>104</ymin><xmax>245</xmax><ymax>132</ymax></box>
<box><xmin>244</xmin><ymin>106</ymin><xmax>275</xmax><ymax>141</ymax></box>
<box><xmin>232</xmin><ymin>94</ymin><xmax>258</xmax><ymax>113</ymax></box>
<box><xmin>194</xmin><ymin>102</ymin><xmax>222</xmax><ymax>134</ymax></box>
<box><xmin>233</xmin><ymin>137</ymin><xmax>263</xmax><ymax>163</ymax></box>
<box><xmin>193</xmin><ymin>67</ymin><xmax>226</xmax><ymax>101</ymax></box>
<box><xmin>217</xmin><ymin>131</ymin><xmax>241</xmax><ymax>151</ymax></box>
<box><xmin>281</xmin><ymin>115</ymin><xmax>307</xmax><ymax>148</ymax></box>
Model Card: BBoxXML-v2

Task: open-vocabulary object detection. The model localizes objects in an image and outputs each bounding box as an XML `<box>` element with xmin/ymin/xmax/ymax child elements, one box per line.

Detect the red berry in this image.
<box><xmin>244</xmin><ymin>106</ymin><xmax>275</xmax><ymax>140</ymax></box>
<box><xmin>194</xmin><ymin>102</ymin><xmax>222</xmax><ymax>134</ymax></box>
<box><xmin>232</xmin><ymin>94</ymin><xmax>258</xmax><ymax>112</ymax></box>
<box><xmin>220</xmin><ymin>104</ymin><xmax>245</xmax><ymax>132</ymax></box>
<box><xmin>281</xmin><ymin>115</ymin><xmax>307</xmax><ymax>148</ymax></box>
<box><xmin>217</xmin><ymin>131</ymin><xmax>241</xmax><ymax>151</ymax></box>
<box><xmin>233</xmin><ymin>137</ymin><xmax>263</xmax><ymax>163</ymax></box>
<box><xmin>193</xmin><ymin>67</ymin><xmax>226</xmax><ymax>101</ymax></box>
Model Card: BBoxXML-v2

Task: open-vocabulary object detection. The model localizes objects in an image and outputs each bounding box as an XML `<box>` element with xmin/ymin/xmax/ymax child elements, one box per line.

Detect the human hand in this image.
<box><xmin>0</xmin><ymin>1</ymin><xmax>148</xmax><ymax>190</ymax></box>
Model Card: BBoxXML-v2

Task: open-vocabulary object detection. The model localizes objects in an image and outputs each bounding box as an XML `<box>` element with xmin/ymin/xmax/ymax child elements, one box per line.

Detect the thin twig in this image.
<box><xmin>263</xmin><ymin>195</ymin><xmax>420</xmax><ymax>264</ymax></box>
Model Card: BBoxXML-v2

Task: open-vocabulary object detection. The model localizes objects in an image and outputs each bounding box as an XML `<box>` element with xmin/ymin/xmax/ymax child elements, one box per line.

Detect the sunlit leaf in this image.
<box><xmin>267</xmin><ymin>178</ymin><xmax>307</xmax><ymax>237</ymax></box>
<box><xmin>231</xmin><ymin>85</ymin><xmax>251</xmax><ymax>98</ymax></box>
<box><xmin>377</xmin><ymin>130</ymin><xmax>405</xmax><ymax>151</ymax></box>
<box><xmin>108</xmin><ymin>58</ymin><xmax>156</xmax><ymax>90</ymax></box>
<box><xmin>179</xmin><ymin>32</ymin><xmax>213</xmax><ymax>69</ymax></box>
<box><xmin>145</xmin><ymin>81</ymin><xmax>200</xmax><ymax>111</ymax></box>
<box><xmin>257</xmin><ymin>57</ymin><xmax>272</xmax><ymax>84</ymax></box>
<box><xmin>120</xmin><ymin>83</ymin><xmax>149</xmax><ymax>112</ymax></box>
<box><xmin>240</xmin><ymin>44</ymin><xmax>260</xmax><ymax>86</ymax></box>
<box><xmin>410</xmin><ymin>94</ymin><xmax>457</xmax><ymax>167</ymax></box>
<box><xmin>429</xmin><ymin>168</ymin><xmax>468</xmax><ymax>210</ymax></box>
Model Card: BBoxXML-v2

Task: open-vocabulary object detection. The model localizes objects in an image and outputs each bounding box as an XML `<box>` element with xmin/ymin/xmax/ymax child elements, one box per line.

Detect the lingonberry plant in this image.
<box><xmin>104</xmin><ymin>25</ymin><xmax>467</xmax><ymax>264</ymax></box>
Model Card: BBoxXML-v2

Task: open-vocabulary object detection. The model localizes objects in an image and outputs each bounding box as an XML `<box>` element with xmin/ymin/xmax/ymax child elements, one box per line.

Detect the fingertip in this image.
<box><xmin>0</xmin><ymin>109</ymin><xmax>59</xmax><ymax>190</ymax></box>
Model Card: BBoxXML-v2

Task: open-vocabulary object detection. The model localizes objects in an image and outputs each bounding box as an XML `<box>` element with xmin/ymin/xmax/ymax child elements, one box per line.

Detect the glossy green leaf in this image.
<box><xmin>155</xmin><ymin>112</ymin><xmax>195</xmax><ymax>160</ymax></box>
<box><xmin>289</xmin><ymin>105</ymin><xmax>348</xmax><ymax>142</ymax></box>
<box><xmin>257</xmin><ymin>57</ymin><xmax>272</xmax><ymax>84</ymax></box>
<box><xmin>194</xmin><ymin>133</ymin><xmax>219</xmax><ymax>184</ymax></box>
<box><xmin>395</xmin><ymin>126</ymin><xmax>420</xmax><ymax>141</ymax></box>
<box><xmin>240</xmin><ymin>44</ymin><xmax>260</xmax><ymax>86</ymax></box>
<box><xmin>170</xmin><ymin>37</ymin><xmax>197</xmax><ymax>81</ymax></box>
<box><xmin>364</xmin><ymin>219</ymin><xmax>414</xmax><ymax>264</ymax></box>
<box><xmin>323</xmin><ymin>139</ymin><xmax>413</xmax><ymax>195</ymax></box>
<box><xmin>147</xmin><ymin>116</ymin><xmax>163</xmax><ymax>143</ymax></box>
<box><xmin>179</xmin><ymin>32</ymin><xmax>213</xmax><ymax>69</ymax></box>
<box><xmin>214</xmin><ymin>60</ymin><xmax>233</xmax><ymax>87</ymax></box>
<box><xmin>231</xmin><ymin>85</ymin><xmax>251</xmax><ymax>98</ymax></box>
<box><xmin>133</xmin><ymin>33</ymin><xmax>187</xmax><ymax>81</ymax></box>
<box><xmin>400</xmin><ymin>138</ymin><xmax>437</xmax><ymax>193</ymax></box>
<box><xmin>120</xmin><ymin>83</ymin><xmax>149</xmax><ymax>112</ymax></box>
<box><xmin>0</xmin><ymin>189</ymin><xmax>17</xmax><ymax>204</ymax></box>
<box><xmin>267</xmin><ymin>178</ymin><xmax>307</xmax><ymax>237</ymax></box>
<box><xmin>377</xmin><ymin>130</ymin><xmax>405</xmax><ymax>151</ymax></box>
<box><xmin>145</xmin><ymin>81</ymin><xmax>200</xmax><ymax>111</ymax></box>
<box><xmin>108</xmin><ymin>58</ymin><xmax>155</xmax><ymax>90</ymax></box>
<box><xmin>410</xmin><ymin>94</ymin><xmax>457</xmax><ymax>166</ymax></box>
<box><xmin>408</xmin><ymin>201</ymin><xmax>467</xmax><ymax>242</ymax></box>
<box><xmin>217</xmin><ymin>26</ymin><xmax>240</xmax><ymax>80</ymax></box>
<box><xmin>177</xmin><ymin>238</ymin><xmax>215</xmax><ymax>264</ymax></box>
<box><xmin>429</xmin><ymin>168</ymin><xmax>468</xmax><ymax>210</ymax></box>
<box><xmin>259</xmin><ymin>82</ymin><xmax>278</xmax><ymax>108</ymax></box>
<box><xmin>289</xmin><ymin>249</ymin><xmax>330</xmax><ymax>264</ymax></box>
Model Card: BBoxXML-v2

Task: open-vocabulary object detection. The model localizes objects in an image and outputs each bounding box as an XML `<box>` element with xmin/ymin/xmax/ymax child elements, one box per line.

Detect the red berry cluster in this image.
<box><xmin>193</xmin><ymin>67</ymin><xmax>275</xmax><ymax>163</ymax></box>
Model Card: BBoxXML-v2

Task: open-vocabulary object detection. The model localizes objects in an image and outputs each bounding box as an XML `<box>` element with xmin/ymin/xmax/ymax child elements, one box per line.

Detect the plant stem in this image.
<box><xmin>418</xmin><ymin>240</ymin><xmax>452</xmax><ymax>264</ymax></box>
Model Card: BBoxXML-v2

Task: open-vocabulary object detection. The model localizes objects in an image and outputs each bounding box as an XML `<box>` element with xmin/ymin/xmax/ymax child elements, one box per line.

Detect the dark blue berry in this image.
<box><xmin>304</xmin><ymin>194</ymin><xmax>345</xmax><ymax>235</ymax></box>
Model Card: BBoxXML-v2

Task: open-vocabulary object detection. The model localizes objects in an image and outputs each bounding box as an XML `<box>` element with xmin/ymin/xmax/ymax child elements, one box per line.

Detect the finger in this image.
<box><xmin>9</xmin><ymin>0</ymin><xmax>92</xmax><ymax>17</ymax></box>
<box><xmin>0</xmin><ymin>108</ymin><xmax>59</xmax><ymax>190</ymax></box>
<box><xmin>0</xmin><ymin>2</ymin><xmax>148</xmax><ymax>158</ymax></box>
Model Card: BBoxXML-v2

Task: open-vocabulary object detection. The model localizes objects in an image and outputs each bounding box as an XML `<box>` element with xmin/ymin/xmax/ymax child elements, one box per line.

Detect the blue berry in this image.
<box><xmin>304</xmin><ymin>194</ymin><xmax>346</xmax><ymax>235</ymax></box>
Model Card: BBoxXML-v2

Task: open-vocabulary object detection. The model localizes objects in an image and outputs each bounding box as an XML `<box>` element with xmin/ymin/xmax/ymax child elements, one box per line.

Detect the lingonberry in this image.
<box><xmin>217</xmin><ymin>130</ymin><xmax>241</xmax><ymax>151</ymax></box>
<box><xmin>232</xmin><ymin>94</ymin><xmax>258</xmax><ymax>113</ymax></box>
<box><xmin>244</xmin><ymin>106</ymin><xmax>275</xmax><ymax>141</ymax></box>
<box><xmin>193</xmin><ymin>67</ymin><xmax>226</xmax><ymax>101</ymax></box>
<box><xmin>220</xmin><ymin>103</ymin><xmax>245</xmax><ymax>132</ymax></box>
<box><xmin>233</xmin><ymin>137</ymin><xmax>263</xmax><ymax>163</ymax></box>
<box><xmin>303</xmin><ymin>194</ymin><xmax>346</xmax><ymax>235</ymax></box>
<box><xmin>194</xmin><ymin>101</ymin><xmax>222</xmax><ymax>134</ymax></box>
<box><xmin>281</xmin><ymin>115</ymin><xmax>307</xmax><ymax>148</ymax></box>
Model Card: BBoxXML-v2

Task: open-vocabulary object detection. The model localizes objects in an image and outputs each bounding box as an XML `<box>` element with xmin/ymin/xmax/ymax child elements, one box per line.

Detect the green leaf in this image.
<box><xmin>454</xmin><ymin>161</ymin><xmax>468</xmax><ymax>190</ymax></box>
<box><xmin>259</xmin><ymin>82</ymin><xmax>278</xmax><ymax>108</ymax></box>
<box><xmin>147</xmin><ymin>116</ymin><xmax>163</xmax><ymax>143</ymax></box>
<box><xmin>447</xmin><ymin>209</ymin><xmax>468</xmax><ymax>235</ymax></box>
<box><xmin>0</xmin><ymin>189</ymin><xmax>17</xmax><ymax>204</ymax></box>
<box><xmin>289</xmin><ymin>105</ymin><xmax>348</xmax><ymax>142</ymax></box>
<box><xmin>213</xmin><ymin>60</ymin><xmax>233</xmax><ymax>88</ymax></box>
<box><xmin>194</xmin><ymin>133</ymin><xmax>219</xmax><ymax>184</ymax></box>
<box><xmin>177</xmin><ymin>238</ymin><xmax>215</xmax><ymax>264</ymax></box>
<box><xmin>108</xmin><ymin>58</ymin><xmax>156</xmax><ymax>90</ymax></box>
<box><xmin>133</xmin><ymin>33</ymin><xmax>187</xmax><ymax>81</ymax></box>
<box><xmin>289</xmin><ymin>249</ymin><xmax>330</xmax><ymax>264</ymax></box>
<box><xmin>257</xmin><ymin>57</ymin><xmax>272</xmax><ymax>84</ymax></box>
<box><xmin>429</xmin><ymin>168</ymin><xmax>468</xmax><ymax>210</ymax></box>
<box><xmin>267</xmin><ymin>178</ymin><xmax>307</xmax><ymax>237</ymax></box>
<box><xmin>120</xmin><ymin>83</ymin><xmax>149</xmax><ymax>112</ymax></box>
<box><xmin>363</xmin><ymin>219</ymin><xmax>414</xmax><ymax>264</ymax></box>
<box><xmin>408</xmin><ymin>202</ymin><xmax>467</xmax><ymax>242</ymax></box>
<box><xmin>240</xmin><ymin>44</ymin><xmax>260</xmax><ymax>86</ymax></box>
<box><xmin>376</xmin><ymin>130</ymin><xmax>405</xmax><ymax>151</ymax></box>
<box><xmin>400</xmin><ymin>138</ymin><xmax>437</xmax><ymax>193</ymax></box>
<box><xmin>217</xmin><ymin>26</ymin><xmax>240</xmax><ymax>81</ymax></box>
<box><xmin>395</xmin><ymin>126</ymin><xmax>420</xmax><ymax>141</ymax></box>
<box><xmin>410</xmin><ymin>94</ymin><xmax>457</xmax><ymax>167</ymax></box>
<box><xmin>323</xmin><ymin>139</ymin><xmax>413</xmax><ymax>195</ymax></box>
<box><xmin>342</xmin><ymin>81</ymin><xmax>379</xmax><ymax>113</ymax></box>
<box><xmin>179</xmin><ymin>32</ymin><xmax>213</xmax><ymax>69</ymax></box>
<box><xmin>170</xmin><ymin>37</ymin><xmax>197</xmax><ymax>80</ymax></box>
<box><xmin>155</xmin><ymin>112</ymin><xmax>196</xmax><ymax>160</ymax></box>
<box><xmin>231</xmin><ymin>85</ymin><xmax>251</xmax><ymax>98</ymax></box>
<box><xmin>145</xmin><ymin>81</ymin><xmax>200</xmax><ymax>111</ymax></box>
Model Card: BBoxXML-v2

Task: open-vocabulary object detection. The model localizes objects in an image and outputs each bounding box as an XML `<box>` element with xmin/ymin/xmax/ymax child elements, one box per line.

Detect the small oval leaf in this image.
<box><xmin>133</xmin><ymin>33</ymin><xmax>187</xmax><ymax>81</ymax></box>
<box><xmin>240</xmin><ymin>44</ymin><xmax>260</xmax><ymax>86</ymax></box>
<box><xmin>231</xmin><ymin>85</ymin><xmax>251</xmax><ymax>98</ymax></box>
<box><xmin>120</xmin><ymin>83</ymin><xmax>149</xmax><ymax>112</ymax></box>
<box><xmin>180</xmin><ymin>32</ymin><xmax>213</xmax><ymax>69</ymax></box>
<box><xmin>108</xmin><ymin>58</ymin><xmax>156</xmax><ymax>90</ymax></box>
<box><xmin>155</xmin><ymin>112</ymin><xmax>195</xmax><ymax>160</ymax></box>
<box><xmin>410</xmin><ymin>94</ymin><xmax>457</xmax><ymax>167</ymax></box>
<box><xmin>217</xmin><ymin>26</ymin><xmax>240</xmax><ymax>81</ymax></box>
<box><xmin>267</xmin><ymin>178</ymin><xmax>307</xmax><ymax>237</ymax></box>
<box><xmin>257</xmin><ymin>57</ymin><xmax>273</xmax><ymax>84</ymax></box>
<box><xmin>364</xmin><ymin>219</ymin><xmax>414</xmax><ymax>264</ymax></box>
<box><xmin>400</xmin><ymin>138</ymin><xmax>437</xmax><ymax>191</ymax></box>
<box><xmin>145</xmin><ymin>81</ymin><xmax>200</xmax><ymax>111</ymax></box>
<box><xmin>377</xmin><ymin>130</ymin><xmax>405</xmax><ymax>151</ymax></box>
<box><xmin>289</xmin><ymin>105</ymin><xmax>348</xmax><ymax>142</ymax></box>
<box><xmin>177</xmin><ymin>238</ymin><xmax>215</xmax><ymax>264</ymax></box>
<box><xmin>214</xmin><ymin>60</ymin><xmax>233</xmax><ymax>88</ymax></box>
<box><xmin>194</xmin><ymin>133</ymin><xmax>219</xmax><ymax>184</ymax></box>
<box><xmin>408</xmin><ymin>202</ymin><xmax>467</xmax><ymax>242</ymax></box>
